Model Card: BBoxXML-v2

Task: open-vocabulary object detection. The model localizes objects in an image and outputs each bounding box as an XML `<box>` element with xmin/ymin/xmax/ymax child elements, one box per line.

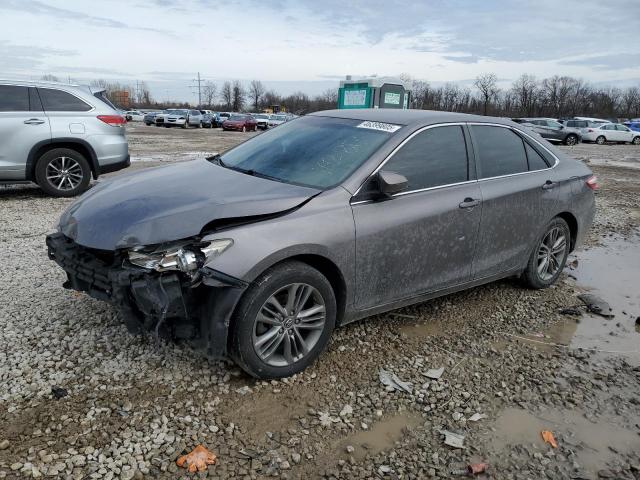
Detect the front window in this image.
<box><xmin>219</xmin><ymin>116</ymin><xmax>398</xmax><ymax>189</ymax></box>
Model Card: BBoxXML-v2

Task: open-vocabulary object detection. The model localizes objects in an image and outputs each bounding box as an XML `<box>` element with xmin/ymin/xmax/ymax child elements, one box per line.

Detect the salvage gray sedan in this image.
<box><xmin>47</xmin><ymin>109</ymin><xmax>596</xmax><ymax>379</ymax></box>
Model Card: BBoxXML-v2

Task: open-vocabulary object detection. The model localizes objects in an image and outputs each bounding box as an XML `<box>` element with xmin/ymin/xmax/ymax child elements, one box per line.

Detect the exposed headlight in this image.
<box><xmin>128</xmin><ymin>239</ymin><xmax>233</xmax><ymax>273</ymax></box>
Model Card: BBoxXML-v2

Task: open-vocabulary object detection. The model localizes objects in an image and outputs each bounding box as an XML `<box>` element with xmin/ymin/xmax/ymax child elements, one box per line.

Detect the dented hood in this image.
<box><xmin>58</xmin><ymin>159</ymin><xmax>319</xmax><ymax>250</ymax></box>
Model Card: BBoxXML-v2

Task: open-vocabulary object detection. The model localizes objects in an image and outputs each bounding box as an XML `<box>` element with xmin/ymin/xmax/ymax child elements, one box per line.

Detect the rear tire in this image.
<box><xmin>242</xmin><ymin>126</ymin><xmax>247</xmax><ymax>132</ymax></box>
<box><xmin>596</xmin><ymin>135</ymin><xmax>606</xmax><ymax>145</ymax></box>
<box><xmin>229</xmin><ymin>261</ymin><xmax>336</xmax><ymax>379</ymax></box>
<box><xmin>523</xmin><ymin>217</ymin><xmax>570</xmax><ymax>289</ymax></box>
<box><xmin>35</xmin><ymin>148</ymin><xmax>91</xmax><ymax>197</ymax></box>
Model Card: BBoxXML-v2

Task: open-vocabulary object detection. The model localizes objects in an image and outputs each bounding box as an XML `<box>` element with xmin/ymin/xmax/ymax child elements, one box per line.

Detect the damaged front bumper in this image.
<box><xmin>46</xmin><ymin>232</ymin><xmax>247</xmax><ymax>357</ymax></box>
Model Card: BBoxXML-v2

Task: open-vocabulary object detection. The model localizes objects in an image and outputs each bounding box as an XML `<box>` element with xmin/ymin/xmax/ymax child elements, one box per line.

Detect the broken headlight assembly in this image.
<box><xmin>127</xmin><ymin>239</ymin><xmax>233</xmax><ymax>277</ymax></box>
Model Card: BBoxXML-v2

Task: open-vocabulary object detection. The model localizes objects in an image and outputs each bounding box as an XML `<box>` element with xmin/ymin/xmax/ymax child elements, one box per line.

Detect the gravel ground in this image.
<box><xmin>1</xmin><ymin>126</ymin><xmax>639</xmax><ymax>480</ymax></box>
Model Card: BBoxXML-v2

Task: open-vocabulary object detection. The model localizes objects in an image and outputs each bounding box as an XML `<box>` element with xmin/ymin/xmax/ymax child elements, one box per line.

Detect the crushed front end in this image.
<box><xmin>46</xmin><ymin>232</ymin><xmax>247</xmax><ymax>357</ymax></box>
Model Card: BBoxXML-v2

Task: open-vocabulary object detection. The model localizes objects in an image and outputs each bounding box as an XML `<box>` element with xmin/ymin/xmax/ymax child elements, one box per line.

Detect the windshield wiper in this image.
<box><xmin>206</xmin><ymin>154</ymin><xmax>226</xmax><ymax>167</ymax></box>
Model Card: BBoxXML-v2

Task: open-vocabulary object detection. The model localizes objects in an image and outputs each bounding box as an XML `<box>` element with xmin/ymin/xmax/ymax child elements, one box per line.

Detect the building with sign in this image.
<box><xmin>337</xmin><ymin>76</ymin><xmax>411</xmax><ymax>110</ymax></box>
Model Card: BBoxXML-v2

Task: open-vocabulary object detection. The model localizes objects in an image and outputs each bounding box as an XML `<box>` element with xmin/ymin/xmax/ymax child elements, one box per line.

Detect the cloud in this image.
<box><xmin>0</xmin><ymin>0</ymin><xmax>164</xmax><ymax>33</ymax></box>
<box><xmin>0</xmin><ymin>41</ymin><xmax>77</xmax><ymax>73</ymax></box>
<box><xmin>443</xmin><ymin>54</ymin><xmax>480</xmax><ymax>64</ymax></box>
<box><xmin>561</xmin><ymin>53</ymin><xmax>640</xmax><ymax>71</ymax></box>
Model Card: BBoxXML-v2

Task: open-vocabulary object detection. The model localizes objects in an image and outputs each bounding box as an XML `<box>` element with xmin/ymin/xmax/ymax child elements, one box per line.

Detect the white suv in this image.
<box><xmin>0</xmin><ymin>80</ymin><xmax>130</xmax><ymax>197</ymax></box>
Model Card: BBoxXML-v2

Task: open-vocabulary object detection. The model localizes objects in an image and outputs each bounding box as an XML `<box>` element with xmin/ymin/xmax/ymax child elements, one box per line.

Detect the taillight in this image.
<box><xmin>586</xmin><ymin>175</ymin><xmax>598</xmax><ymax>190</ymax></box>
<box><xmin>97</xmin><ymin>115</ymin><xmax>126</xmax><ymax>127</ymax></box>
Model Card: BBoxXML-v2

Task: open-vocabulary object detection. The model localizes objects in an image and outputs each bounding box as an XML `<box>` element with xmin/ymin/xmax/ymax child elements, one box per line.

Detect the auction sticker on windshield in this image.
<box><xmin>356</xmin><ymin>121</ymin><xmax>402</xmax><ymax>133</ymax></box>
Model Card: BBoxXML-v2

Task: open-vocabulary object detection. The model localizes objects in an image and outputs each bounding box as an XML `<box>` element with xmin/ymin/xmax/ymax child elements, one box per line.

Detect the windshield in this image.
<box><xmin>219</xmin><ymin>116</ymin><xmax>398</xmax><ymax>189</ymax></box>
<box><xmin>255</xmin><ymin>114</ymin><xmax>269</xmax><ymax>119</ymax></box>
<box><xmin>272</xmin><ymin>115</ymin><xmax>286</xmax><ymax>121</ymax></box>
<box><xmin>229</xmin><ymin>115</ymin><xmax>245</xmax><ymax>121</ymax></box>
<box><xmin>169</xmin><ymin>109</ymin><xmax>188</xmax><ymax>115</ymax></box>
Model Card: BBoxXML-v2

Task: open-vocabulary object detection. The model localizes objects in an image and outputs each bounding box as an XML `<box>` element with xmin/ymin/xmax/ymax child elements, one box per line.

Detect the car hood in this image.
<box><xmin>58</xmin><ymin>159</ymin><xmax>320</xmax><ymax>250</ymax></box>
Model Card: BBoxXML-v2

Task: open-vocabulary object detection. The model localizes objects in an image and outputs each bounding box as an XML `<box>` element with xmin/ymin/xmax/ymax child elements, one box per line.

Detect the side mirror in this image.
<box><xmin>378</xmin><ymin>170</ymin><xmax>408</xmax><ymax>196</ymax></box>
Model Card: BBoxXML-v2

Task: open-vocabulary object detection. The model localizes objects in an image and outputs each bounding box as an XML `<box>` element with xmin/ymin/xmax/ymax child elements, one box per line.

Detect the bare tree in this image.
<box><xmin>474</xmin><ymin>73</ymin><xmax>499</xmax><ymax>115</ymax></box>
<box><xmin>221</xmin><ymin>81</ymin><xmax>233</xmax><ymax>110</ymax></box>
<box><xmin>248</xmin><ymin>80</ymin><xmax>265</xmax><ymax>111</ymax></box>
<box><xmin>202</xmin><ymin>82</ymin><xmax>217</xmax><ymax>108</ymax></box>
<box><xmin>232</xmin><ymin>80</ymin><xmax>245</xmax><ymax>111</ymax></box>
<box><xmin>511</xmin><ymin>74</ymin><xmax>537</xmax><ymax>116</ymax></box>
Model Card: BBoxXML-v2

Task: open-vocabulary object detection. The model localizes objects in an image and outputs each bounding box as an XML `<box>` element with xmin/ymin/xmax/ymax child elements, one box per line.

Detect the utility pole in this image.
<box><xmin>191</xmin><ymin>72</ymin><xmax>203</xmax><ymax>107</ymax></box>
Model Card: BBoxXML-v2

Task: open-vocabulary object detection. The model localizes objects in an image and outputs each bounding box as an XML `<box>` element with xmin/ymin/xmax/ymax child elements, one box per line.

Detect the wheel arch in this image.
<box><xmin>26</xmin><ymin>138</ymin><xmax>99</xmax><ymax>181</ymax></box>
<box><xmin>555</xmin><ymin>211</ymin><xmax>578</xmax><ymax>252</ymax></box>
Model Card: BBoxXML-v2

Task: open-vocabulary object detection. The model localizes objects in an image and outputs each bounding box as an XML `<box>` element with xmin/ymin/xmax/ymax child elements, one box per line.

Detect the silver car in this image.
<box><xmin>0</xmin><ymin>80</ymin><xmax>130</xmax><ymax>196</ymax></box>
<box><xmin>163</xmin><ymin>109</ymin><xmax>203</xmax><ymax>128</ymax></box>
<box><xmin>46</xmin><ymin>110</ymin><xmax>596</xmax><ymax>378</ymax></box>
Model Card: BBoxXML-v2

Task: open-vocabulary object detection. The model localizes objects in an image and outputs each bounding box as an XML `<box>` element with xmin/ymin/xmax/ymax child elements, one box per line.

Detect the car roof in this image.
<box><xmin>310</xmin><ymin>108</ymin><xmax>516</xmax><ymax>128</ymax></box>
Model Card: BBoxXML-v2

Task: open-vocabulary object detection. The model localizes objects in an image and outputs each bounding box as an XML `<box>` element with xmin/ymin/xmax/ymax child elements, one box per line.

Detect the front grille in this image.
<box><xmin>47</xmin><ymin>233</ymin><xmax>118</xmax><ymax>299</ymax></box>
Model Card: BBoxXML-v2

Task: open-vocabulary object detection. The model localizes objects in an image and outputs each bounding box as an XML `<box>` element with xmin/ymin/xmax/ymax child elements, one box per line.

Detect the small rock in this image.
<box><xmin>0</xmin><ymin>440</ymin><xmax>9</xmax><ymax>450</ymax></box>
<box><xmin>345</xmin><ymin>445</ymin><xmax>355</xmax><ymax>454</ymax></box>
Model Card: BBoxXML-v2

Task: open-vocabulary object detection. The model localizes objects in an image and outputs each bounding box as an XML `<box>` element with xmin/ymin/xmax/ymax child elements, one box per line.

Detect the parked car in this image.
<box><xmin>201</xmin><ymin>113</ymin><xmax>214</xmax><ymax>128</ymax></box>
<box><xmin>623</xmin><ymin>121</ymin><xmax>640</xmax><ymax>132</ymax></box>
<box><xmin>253</xmin><ymin>113</ymin><xmax>271</xmax><ymax>130</ymax></box>
<box><xmin>143</xmin><ymin>111</ymin><xmax>163</xmax><ymax>125</ymax></box>
<box><xmin>581</xmin><ymin>123</ymin><xmax>640</xmax><ymax>144</ymax></box>
<box><xmin>573</xmin><ymin>116</ymin><xmax>610</xmax><ymax>125</ymax></box>
<box><xmin>124</xmin><ymin>110</ymin><xmax>144</xmax><ymax>122</ymax></box>
<box><xmin>513</xmin><ymin>118</ymin><xmax>581</xmax><ymax>145</ymax></box>
<box><xmin>164</xmin><ymin>109</ymin><xmax>203</xmax><ymax>128</ymax></box>
<box><xmin>268</xmin><ymin>114</ymin><xmax>288</xmax><ymax>128</ymax></box>
<box><xmin>46</xmin><ymin>109</ymin><xmax>596</xmax><ymax>378</ymax></box>
<box><xmin>0</xmin><ymin>79</ymin><xmax>130</xmax><ymax>197</ymax></box>
<box><xmin>154</xmin><ymin>110</ymin><xmax>171</xmax><ymax>126</ymax></box>
<box><xmin>222</xmin><ymin>114</ymin><xmax>257</xmax><ymax>132</ymax></box>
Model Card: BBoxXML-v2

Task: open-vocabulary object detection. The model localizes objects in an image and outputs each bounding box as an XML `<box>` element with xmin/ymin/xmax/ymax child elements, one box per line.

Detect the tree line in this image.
<box><xmin>41</xmin><ymin>74</ymin><xmax>640</xmax><ymax>119</ymax></box>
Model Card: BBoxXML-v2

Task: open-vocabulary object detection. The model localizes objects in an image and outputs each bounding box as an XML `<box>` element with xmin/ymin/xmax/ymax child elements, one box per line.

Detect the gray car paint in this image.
<box><xmin>58</xmin><ymin>159</ymin><xmax>319</xmax><ymax>250</ymax></box>
<box><xmin>55</xmin><ymin>109</ymin><xmax>595</xmax><ymax>328</ymax></box>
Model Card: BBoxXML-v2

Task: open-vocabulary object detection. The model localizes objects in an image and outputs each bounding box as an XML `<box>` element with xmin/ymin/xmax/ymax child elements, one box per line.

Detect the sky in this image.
<box><xmin>1</xmin><ymin>0</ymin><xmax>639</xmax><ymax>103</ymax></box>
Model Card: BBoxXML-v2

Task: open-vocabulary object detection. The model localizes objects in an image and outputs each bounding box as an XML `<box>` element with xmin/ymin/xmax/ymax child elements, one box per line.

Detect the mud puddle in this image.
<box><xmin>337</xmin><ymin>413</ymin><xmax>421</xmax><ymax>461</ymax></box>
<box><xmin>489</xmin><ymin>408</ymin><xmax>640</xmax><ymax>475</ymax></box>
<box><xmin>560</xmin><ymin>231</ymin><xmax>640</xmax><ymax>361</ymax></box>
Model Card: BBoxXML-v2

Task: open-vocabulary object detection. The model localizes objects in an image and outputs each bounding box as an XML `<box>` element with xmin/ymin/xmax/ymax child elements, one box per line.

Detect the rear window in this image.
<box><xmin>0</xmin><ymin>85</ymin><xmax>29</xmax><ymax>111</ymax></box>
<box><xmin>93</xmin><ymin>90</ymin><xmax>116</xmax><ymax>110</ymax></box>
<box><xmin>39</xmin><ymin>88</ymin><xmax>92</xmax><ymax>112</ymax></box>
<box><xmin>471</xmin><ymin>125</ymin><xmax>528</xmax><ymax>178</ymax></box>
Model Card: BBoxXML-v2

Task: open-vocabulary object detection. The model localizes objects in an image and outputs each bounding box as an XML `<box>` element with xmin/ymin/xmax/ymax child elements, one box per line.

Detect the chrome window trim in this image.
<box><xmin>350</xmin><ymin>121</ymin><xmax>559</xmax><ymax>205</ymax></box>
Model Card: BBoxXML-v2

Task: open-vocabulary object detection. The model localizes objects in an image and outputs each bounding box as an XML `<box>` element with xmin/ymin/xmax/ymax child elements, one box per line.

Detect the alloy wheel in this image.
<box><xmin>46</xmin><ymin>156</ymin><xmax>83</xmax><ymax>192</ymax></box>
<box><xmin>252</xmin><ymin>283</ymin><xmax>326</xmax><ymax>367</ymax></box>
<box><xmin>566</xmin><ymin>135</ymin><xmax>577</xmax><ymax>146</ymax></box>
<box><xmin>536</xmin><ymin>226</ymin><xmax>567</xmax><ymax>281</ymax></box>
<box><xmin>633</xmin><ymin>137</ymin><xmax>640</xmax><ymax>145</ymax></box>
<box><xmin>596</xmin><ymin>136</ymin><xmax>605</xmax><ymax>145</ymax></box>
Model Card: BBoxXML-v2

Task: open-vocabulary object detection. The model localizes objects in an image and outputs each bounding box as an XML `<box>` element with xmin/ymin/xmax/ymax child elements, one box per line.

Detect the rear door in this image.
<box><xmin>0</xmin><ymin>84</ymin><xmax>51</xmax><ymax>180</ymax></box>
<box><xmin>469</xmin><ymin>124</ymin><xmax>560</xmax><ymax>279</ymax></box>
<box><xmin>352</xmin><ymin>124</ymin><xmax>482</xmax><ymax>309</ymax></box>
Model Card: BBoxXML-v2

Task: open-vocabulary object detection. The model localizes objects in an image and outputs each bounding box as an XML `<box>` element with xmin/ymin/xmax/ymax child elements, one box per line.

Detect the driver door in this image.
<box><xmin>351</xmin><ymin>124</ymin><xmax>482</xmax><ymax>310</ymax></box>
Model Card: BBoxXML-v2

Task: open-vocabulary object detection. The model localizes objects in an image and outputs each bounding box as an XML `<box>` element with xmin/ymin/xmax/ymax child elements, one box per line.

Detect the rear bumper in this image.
<box><xmin>98</xmin><ymin>155</ymin><xmax>130</xmax><ymax>175</ymax></box>
<box><xmin>46</xmin><ymin>232</ymin><xmax>247</xmax><ymax>357</ymax></box>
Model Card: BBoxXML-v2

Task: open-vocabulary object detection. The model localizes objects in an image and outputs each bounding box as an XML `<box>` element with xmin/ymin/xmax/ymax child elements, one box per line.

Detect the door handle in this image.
<box><xmin>542</xmin><ymin>180</ymin><xmax>556</xmax><ymax>190</ymax></box>
<box><xmin>459</xmin><ymin>198</ymin><xmax>480</xmax><ymax>209</ymax></box>
<box><xmin>24</xmin><ymin>118</ymin><xmax>45</xmax><ymax>125</ymax></box>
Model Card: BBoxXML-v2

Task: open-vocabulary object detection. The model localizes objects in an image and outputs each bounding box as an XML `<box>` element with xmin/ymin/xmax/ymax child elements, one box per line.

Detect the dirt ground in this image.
<box><xmin>1</xmin><ymin>123</ymin><xmax>639</xmax><ymax>480</ymax></box>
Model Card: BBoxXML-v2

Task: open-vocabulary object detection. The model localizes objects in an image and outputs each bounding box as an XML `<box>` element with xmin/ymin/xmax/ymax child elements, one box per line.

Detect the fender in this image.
<box><xmin>26</xmin><ymin>138</ymin><xmax>100</xmax><ymax>180</ymax></box>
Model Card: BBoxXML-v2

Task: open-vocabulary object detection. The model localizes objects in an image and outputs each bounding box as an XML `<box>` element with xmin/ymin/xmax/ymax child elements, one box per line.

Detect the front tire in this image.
<box><xmin>632</xmin><ymin>136</ymin><xmax>640</xmax><ymax>145</ymax></box>
<box><xmin>564</xmin><ymin>134</ymin><xmax>578</xmax><ymax>146</ymax></box>
<box><xmin>242</xmin><ymin>126</ymin><xmax>247</xmax><ymax>133</ymax></box>
<box><xmin>595</xmin><ymin>135</ymin><xmax>606</xmax><ymax>145</ymax></box>
<box><xmin>523</xmin><ymin>217</ymin><xmax>570</xmax><ymax>289</ymax></box>
<box><xmin>229</xmin><ymin>261</ymin><xmax>336</xmax><ymax>379</ymax></box>
<box><xmin>34</xmin><ymin>148</ymin><xmax>91</xmax><ymax>197</ymax></box>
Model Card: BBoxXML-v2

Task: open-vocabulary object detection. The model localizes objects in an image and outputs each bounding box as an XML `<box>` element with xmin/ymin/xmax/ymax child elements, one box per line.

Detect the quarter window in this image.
<box><xmin>38</xmin><ymin>88</ymin><xmax>92</xmax><ymax>112</ymax></box>
<box><xmin>383</xmin><ymin>125</ymin><xmax>468</xmax><ymax>191</ymax></box>
<box><xmin>524</xmin><ymin>142</ymin><xmax>549</xmax><ymax>171</ymax></box>
<box><xmin>471</xmin><ymin>125</ymin><xmax>528</xmax><ymax>178</ymax></box>
<box><xmin>0</xmin><ymin>85</ymin><xmax>30</xmax><ymax>111</ymax></box>
<box><xmin>616</xmin><ymin>124</ymin><xmax>629</xmax><ymax>131</ymax></box>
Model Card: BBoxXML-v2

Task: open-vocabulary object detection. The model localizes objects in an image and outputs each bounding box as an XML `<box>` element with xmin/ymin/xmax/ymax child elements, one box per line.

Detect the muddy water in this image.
<box><xmin>561</xmin><ymin>231</ymin><xmax>640</xmax><ymax>361</ymax></box>
<box><xmin>337</xmin><ymin>413</ymin><xmax>421</xmax><ymax>461</ymax></box>
<box><xmin>490</xmin><ymin>408</ymin><xmax>640</xmax><ymax>475</ymax></box>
